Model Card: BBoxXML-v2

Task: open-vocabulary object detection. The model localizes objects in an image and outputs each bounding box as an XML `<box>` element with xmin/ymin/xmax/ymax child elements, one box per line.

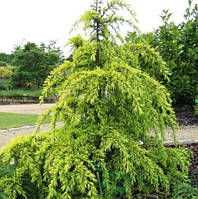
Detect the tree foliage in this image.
<box><xmin>11</xmin><ymin>42</ymin><xmax>63</xmax><ymax>88</ymax></box>
<box><xmin>0</xmin><ymin>0</ymin><xmax>192</xmax><ymax>198</ymax></box>
<box><xmin>117</xmin><ymin>43</ymin><xmax>170</xmax><ymax>82</ymax></box>
<box><xmin>0</xmin><ymin>53</ymin><xmax>13</xmax><ymax>65</ymax></box>
<box><xmin>0</xmin><ymin>66</ymin><xmax>14</xmax><ymax>79</ymax></box>
<box><xmin>126</xmin><ymin>2</ymin><xmax>198</xmax><ymax>109</ymax></box>
<box><xmin>73</xmin><ymin>0</ymin><xmax>138</xmax><ymax>66</ymax></box>
<box><xmin>149</xmin><ymin>3</ymin><xmax>197</xmax><ymax>108</ymax></box>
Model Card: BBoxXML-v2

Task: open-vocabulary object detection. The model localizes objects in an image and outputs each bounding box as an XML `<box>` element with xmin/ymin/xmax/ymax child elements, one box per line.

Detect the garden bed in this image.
<box><xmin>184</xmin><ymin>142</ymin><xmax>198</xmax><ymax>188</ymax></box>
<box><xmin>0</xmin><ymin>96</ymin><xmax>56</xmax><ymax>104</ymax></box>
<box><xmin>0</xmin><ymin>88</ymin><xmax>56</xmax><ymax>104</ymax></box>
<box><xmin>166</xmin><ymin>142</ymin><xmax>198</xmax><ymax>188</ymax></box>
<box><xmin>176</xmin><ymin>109</ymin><xmax>198</xmax><ymax>126</ymax></box>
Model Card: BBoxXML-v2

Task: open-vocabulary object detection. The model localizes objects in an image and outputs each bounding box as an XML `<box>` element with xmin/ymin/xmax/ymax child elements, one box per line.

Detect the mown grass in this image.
<box><xmin>0</xmin><ymin>112</ymin><xmax>51</xmax><ymax>130</ymax></box>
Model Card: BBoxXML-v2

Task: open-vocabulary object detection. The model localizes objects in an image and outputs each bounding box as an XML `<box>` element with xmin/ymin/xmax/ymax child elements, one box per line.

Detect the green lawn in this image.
<box><xmin>0</xmin><ymin>112</ymin><xmax>50</xmax><ymax>130</ymax></box>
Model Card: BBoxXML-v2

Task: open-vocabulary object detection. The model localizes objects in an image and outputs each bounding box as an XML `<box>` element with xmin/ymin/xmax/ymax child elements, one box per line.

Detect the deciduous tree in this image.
<box><xmin>11</xmin><ymin>42</ymin><xmax>62</xmax><ymax>88</ymax></box>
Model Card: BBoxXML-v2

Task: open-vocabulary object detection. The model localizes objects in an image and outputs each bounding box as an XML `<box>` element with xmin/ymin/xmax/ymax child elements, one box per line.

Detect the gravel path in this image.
<box><xmin>165</xmin><ymin>126</ymin><xmax>198</xmax><ymax>145</ymax></box>
<box><xmin>0</xmin><ymin>104</ymin><xmax>198</xmax><ymax>148</ymax></box>
<box><xmin>0</xmin><ymin>122</ymin><xmax>63</xmax><ymax>148</ymax></box>
<box><xmin>0</xmin><ymin>124</ymin><xmax>197</xmax><ymax>148</ymax></box>
<box><xmin>0</xmin><ymin>103</ymin><xmax>55</xmax><ymax>114</ymax></box>
<box><xmin>0</xmin><ymin>103</ymin><xmax>57</xmax><ymax>148</ymax></box>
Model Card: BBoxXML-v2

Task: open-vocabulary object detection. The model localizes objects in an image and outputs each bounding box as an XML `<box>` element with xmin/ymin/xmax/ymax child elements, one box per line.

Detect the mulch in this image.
<box><xmin>186</xmin><ymin>143</ymin><xmax>198</xmax><ymax>187</ymax></box>
<box><xmin>167</xmin><ymin>142</ymin><xmax>198</xmax><ymax>188</ymax></box>
<box><xmin>169</xmin><ymin>110</ymin><xmax>198</xmax><ymax>187</ymax></box>
<box><xmin>175</xmin><ymin>109</ymin><xmax>198</xmax><ymax>126</ymax></box>
<box><xmin>159</xmin><ymin>110</ymin><xmax>198</xmax><ymax>188</ymax></box>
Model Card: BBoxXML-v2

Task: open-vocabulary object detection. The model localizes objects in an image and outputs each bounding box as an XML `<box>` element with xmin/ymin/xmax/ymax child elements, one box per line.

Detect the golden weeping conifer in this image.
<box><xmin>0</xmin><ymin>0</ymin><xmax>191</xmax><ymax>198</ymax></box>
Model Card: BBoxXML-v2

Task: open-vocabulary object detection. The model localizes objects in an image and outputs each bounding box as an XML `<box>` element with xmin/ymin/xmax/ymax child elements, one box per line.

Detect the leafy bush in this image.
<box><xmin>0</xmin><ymin>61</ymin><xmax>7</xmax><ymax>67</ymax></box>
<box><xmin>0</xmin><ymin>66</ymin><xmax>14</xmax><ymax>79</ymax></box>
<box><xmin>195</xmin><ymin>105</ymin><xmax>198</xmax><ymax>116</ymax></box>
<box><xmin>0</xmin><ymin>124</ymin><xmax>191</xmax><ymax>198</ymax></box>
<box><xmin>151</xmin><ymin>4</ymin><xmax>198</xmax><ymax>108</ymax></box>
<box><xmin>126</xmin><ymin>3</ymin><xmax>198</xmax><ymax>109</ymax></box>
<box><xmin>0</xmin><ymin>153</ymin><xmax>40</xmax><ymax>199</ymax></box>
<box><xmin>11</xmin><ymin>42</ymin><xmax>61</xmax><ymax>88</ymax></box>
<box><xmin>171</xmin><ymin>183</ymin><xmax>198</xmax><ymax>199</ymax></box>
<box><xmin>0</xmin><ymin>80</ymin><xmax>13</xmax><ymax>90</ymax></box>
<box><xmin>0</xmin><ymin>165</ymin><xmax>15</xmax><ymax>199</ymax></box>
<box><xmin>0</xmin><ymin>53</ymin><xmax>13</xmax><ymax>65</ymax></box>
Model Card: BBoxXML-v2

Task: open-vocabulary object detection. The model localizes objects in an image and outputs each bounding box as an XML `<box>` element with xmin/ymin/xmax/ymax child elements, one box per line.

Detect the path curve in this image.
<box><xmin>0</xmin><ymin>103</ymin><xmax>198</xmax><ymax>148</ymax></box>
<box><xmin>0</xmin><ymin>103</ymin><xmax>56</xmax><ymax>148</ymax></box>
<box><xmin>0</xmin><ymin>103</ymin><xmax>55</xmax><ymax>115</ymax></box>
<box><xmin>0</xmin><ymin>124</ymin><xmax>198</xmax><ymax>148</ymax></box>
<box><xmin>0</xmin><ymin>122</ymin><xmax>63</xmax><ymax>148</ymax></box>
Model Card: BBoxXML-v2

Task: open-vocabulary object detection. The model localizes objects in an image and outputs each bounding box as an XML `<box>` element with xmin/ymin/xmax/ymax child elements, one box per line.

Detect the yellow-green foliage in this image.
<box><xmin>0</xmin><ymin>126</ymin><xmax>191</xmax><ymax>198</ymax></box>
<box><xmin>0</xmin><ymin>66</ymin><xmax>14</xmax><ymax>79</ymax></box>
<box><xmin>0</xmin><ymin>0</ymin><xmax>192</xmax><ymax>198</ymax></box>
<box><xmin>0</xmin><ymin>59</ymin><xmax>192</xmax><ymax>198</ymax></box>
<box><xmin>119</xmin><ymin>43</ymin><xmax>170</xmax><ymax>82</ymax></box>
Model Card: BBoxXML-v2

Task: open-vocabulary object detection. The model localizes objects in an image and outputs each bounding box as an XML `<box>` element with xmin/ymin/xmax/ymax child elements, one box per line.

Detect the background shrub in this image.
<box><xmin>195</xmin><ymin>96</ymin><xmax>198</xmax><ymax>116</ymax></box>
<box><xmin>11</xmin><ymin>42</ymin><xmax>63</xmax><ymax>88</ymax></box>
<box><xmin>0</xmin><ymin>61</ymin><xmax>7</xmax><ymax>67</ymax></box>
<box><xmin>0</xmin><ymin>66</ymin><xmax>14</xmax><ymax>79</ymax></box>
<box><xmin>126</xmin><ymin>3</ymin><xmax>198</xmax><ymax>109</ymax></box>
<box><xmin>0</xmin><ymin>80</ymin><xmax>13</xmax><ymax>90</ymax></box>
<box><xmin>0</xmin><ymin>53</ymin><xmax>13</xmax><ymax>65</ymax></box>
<box><xmin>150</xmin><ymin>4</ymin><xmax>198</xmax><ymax>108</ymax></box>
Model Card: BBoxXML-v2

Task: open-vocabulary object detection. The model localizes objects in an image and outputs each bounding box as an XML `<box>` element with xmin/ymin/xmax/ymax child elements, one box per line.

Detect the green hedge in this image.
<box><xmin>0</xmin><ymin>89</ymin><xmax>42</xmax><ymax>98</ymax></box>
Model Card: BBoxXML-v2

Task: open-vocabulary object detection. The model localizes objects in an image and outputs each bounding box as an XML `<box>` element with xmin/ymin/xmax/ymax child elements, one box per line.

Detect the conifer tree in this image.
<box><xmin>0</xmin><ymin>0</ymin><xmax>191</xmax><ymax>198</ymax></box>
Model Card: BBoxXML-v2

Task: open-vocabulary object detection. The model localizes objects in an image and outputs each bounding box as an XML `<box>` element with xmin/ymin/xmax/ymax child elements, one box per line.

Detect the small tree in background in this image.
<box><xmin>0</xmin><ymin>0</ymin><xmax>191</xmax><ymax>198</ymax></box>
<box><xmin>0</xmin><ymin>53</ymin><xmax>13</xmax><ymax>65</ymax></box>
<box><xmin>11</xmin><ymin>42</ymin><xmax>62</xmax><ymax>88</ymax></box>
<box><xmin>125</xmin><ymin>1</ymin><xmax>198</xmax><ymax>110</ymax></box>
<box><xmin>144</xmin><ymin>2</ymin><xmax>197</xmax><ymax>109</ymax></box>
